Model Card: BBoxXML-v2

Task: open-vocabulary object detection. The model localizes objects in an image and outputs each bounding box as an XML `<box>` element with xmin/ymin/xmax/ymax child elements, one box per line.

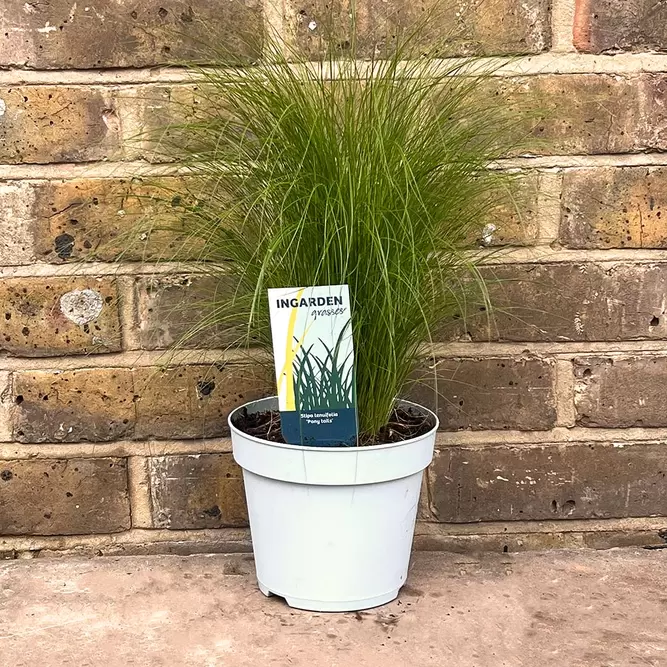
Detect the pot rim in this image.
<box><xmin>228</xmin><ymin>396</ymin><xmax>439</xmax><ymax>453</ymax></box>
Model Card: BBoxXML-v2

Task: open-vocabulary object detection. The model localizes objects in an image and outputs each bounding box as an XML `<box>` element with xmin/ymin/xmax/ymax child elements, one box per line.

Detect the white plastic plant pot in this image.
<box><xmin>229</xmin><ymin>396</ymin><xmax>438</xmax><ymax>613</ymax></box>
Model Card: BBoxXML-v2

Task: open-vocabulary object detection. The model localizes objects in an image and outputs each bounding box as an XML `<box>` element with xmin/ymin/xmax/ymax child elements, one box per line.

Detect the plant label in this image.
<box><xmin>268</xmin><ymin>285</ymin><xmax>358</xmax><ymax>447</ymax></box>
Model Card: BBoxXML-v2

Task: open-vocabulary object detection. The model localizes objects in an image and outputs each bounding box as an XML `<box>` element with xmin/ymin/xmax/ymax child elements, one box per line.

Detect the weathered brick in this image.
<box><xmin>0</xmin><ymin>0</ymin><xmax>262</xmax><ymax>69</ymax></box>
<box><xmin>574</xmin><ymin>356</ymin><xmax>667</xmax><ymax>428</ymax></box>
<box><xmin>408</xmin><ymin>357</ymin><xmax>556</xmax><ymax>431</ymax></box>
<box><xmin>140</xmin><ymin>76</ymin><xmax>667</xmax><ymax>161</ymax></box>
<box><xmin>136</xmin><ymin>84</ymin><xmax>220</xmax><ymax>162</ymax></box>
<box><xmin>13</xmin><ymin>368</ymin><xmax>135</xmax><ymax>443</ymax></box>
<box><xmin>561</xmin><ymin>167</ymin><xmax>667</xmax><ymax>249</ymax></box>
<box><xmin>149</xmin><ymin>454</ymin><xmax>247</xmax><ymax>529</ymax></box>
<box><xmin>287</xmin><ymin>0</ymin><xmax>551</xmax><ymax>58</ymax></box>
<box><xmin>129</xmin><ymin>180</ymin><xmax>534</xmax><ymax>348</ymax></box>
<box><xmin>0</xmin><ymin>277</ymin><xmax>121</xmax><ymax>357</ymax></box>
<box><xmin>463</xmin><ymin>263</ymin><xmax>667</xmax><ymax>342</ymax></box>
<box><xmin>0</xmin><ymin>181</ymin><xmax>35</xmax><ymax>265</ymax></box>
<box><xmin>574</xmin><ymin>0</ymin><xmax>667</xmax><ymax>53</ymax></box>
<box><xmin>0</xmin><ymin>372</ymin><xmax>11</xmax><ymax>442</ymax></box>
<box><xmin>496</xmin><ymin>74</ymin><xmax>667</xmax><ymax>156</ymax></box>
<box><xmin>30</xmin><ymin>177</ymin><xmax>197</xmax><ymax>263</ymax></box>
<box><xmin>133</xmin><ymin>363</ymin><xmax>270</xmax><ymax>440</ymax></box>
<box><xmin>430</xmin><ymin>442</ymin><xmax>667</xmax><ymax>522</ymax></box>
<box><xmin>0</xmin><ymin>87</ymin><xmax>123</xmax><ymax>164</ymax></box>
<box><xmin>481</xmin><ymin>172</ymin><xmax>541</xmax><ymax>246</ymax></box>
<box><xmin>131</xmin><ymin>274</ymin><xmax>251</xmax><ymax>350</ymax></box>
<box><xmin>12</xmin><ymin>364</ymin><xmax>270</xmax><ymax>443</ymax></box>
<box><xmin>0</xmin><ymin>458</ymin><xmax>130</xmax><ymax>535</ymax></box>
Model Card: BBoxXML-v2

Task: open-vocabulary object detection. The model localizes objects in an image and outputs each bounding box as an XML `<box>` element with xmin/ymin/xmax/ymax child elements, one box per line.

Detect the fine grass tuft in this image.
<box><xmin>145</xmin><ymin>10</ymin><xmax>528</xmax><ymax>440</ymax></box>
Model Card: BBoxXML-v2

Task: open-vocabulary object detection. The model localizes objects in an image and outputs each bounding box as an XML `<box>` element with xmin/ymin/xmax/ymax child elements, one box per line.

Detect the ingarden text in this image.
<box><xmin>277</xmin><ymin>295</ymin><xmax>344</xmax><ymax>308</ymax></box>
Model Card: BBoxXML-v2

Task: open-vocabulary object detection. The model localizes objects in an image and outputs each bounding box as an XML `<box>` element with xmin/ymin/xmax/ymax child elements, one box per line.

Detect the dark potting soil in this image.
<box><xmin>232</xmin><ymin>406</ymin><xmax>435</xmax><ymax>447</ymax></box>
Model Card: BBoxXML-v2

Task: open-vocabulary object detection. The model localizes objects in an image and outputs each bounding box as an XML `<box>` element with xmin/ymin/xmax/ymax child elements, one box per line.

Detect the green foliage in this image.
<box><xmin>147</xmin><ymin>12</ymin><xmax>526</xmax><ymax>439</ymax></box>
<box><xmin>293</xmin><ymin>324</ymin><xmax>355</xmax><ymax>411</ymax></box>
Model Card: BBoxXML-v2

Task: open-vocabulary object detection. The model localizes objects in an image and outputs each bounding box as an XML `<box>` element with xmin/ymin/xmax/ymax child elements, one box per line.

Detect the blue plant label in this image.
<box><xmin>268</xmin><ymin>285</ymin><xmax>358</xmax><ymax>447</ymax></box>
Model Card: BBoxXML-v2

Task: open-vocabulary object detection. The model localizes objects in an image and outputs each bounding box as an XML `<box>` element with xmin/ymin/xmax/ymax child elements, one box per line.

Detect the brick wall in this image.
<box><xmin>2</xmin><ymin>0</ymin><xmax>667</xmax><ymax>558</ymax></box>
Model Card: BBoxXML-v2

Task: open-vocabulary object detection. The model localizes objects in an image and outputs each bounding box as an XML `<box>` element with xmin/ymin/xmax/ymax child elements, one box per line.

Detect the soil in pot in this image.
<box><xmin>232</xmin><ymin>405</ymin><xmax>435</xmax><ymax>446</ymax></box>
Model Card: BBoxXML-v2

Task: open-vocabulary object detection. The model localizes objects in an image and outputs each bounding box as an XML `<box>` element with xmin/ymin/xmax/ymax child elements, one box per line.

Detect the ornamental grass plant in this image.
<box><xmin>144</xmin><ymin>8</ymin><xmax>527</xmax><ymax>442</ymax></box>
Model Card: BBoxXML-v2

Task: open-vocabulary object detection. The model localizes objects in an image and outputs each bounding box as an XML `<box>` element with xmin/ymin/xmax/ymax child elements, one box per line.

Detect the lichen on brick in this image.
<box><xmin>0</xmin><ymin>277</ymin><xmax>121</xmax><ymax>357</ymax></box>
<box><xmin>60</xmin><ymin>289</ymin><xmax>104</xmax><ymax>325</ymax></box>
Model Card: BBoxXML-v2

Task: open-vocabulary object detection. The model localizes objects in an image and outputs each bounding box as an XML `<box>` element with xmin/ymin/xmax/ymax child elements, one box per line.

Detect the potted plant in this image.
<box><xmin>146</xmin><ymin>13</ymin><xmax>519</xmax><ymax>612</ymax></box>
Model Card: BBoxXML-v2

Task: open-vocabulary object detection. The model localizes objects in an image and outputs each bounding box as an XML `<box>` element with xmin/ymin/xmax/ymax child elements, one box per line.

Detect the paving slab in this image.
<box><xmin>1</xmin><ymin>548</ymin><xmax>666</xmax><ymax>666</ymax></box>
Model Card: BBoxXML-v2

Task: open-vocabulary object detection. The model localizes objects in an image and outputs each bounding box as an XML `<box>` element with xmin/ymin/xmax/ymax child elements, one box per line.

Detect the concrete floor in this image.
<box><xmin>1</xmin><ymin>549</ymin><xmax>666</xmax><ymax>666</ymax></box>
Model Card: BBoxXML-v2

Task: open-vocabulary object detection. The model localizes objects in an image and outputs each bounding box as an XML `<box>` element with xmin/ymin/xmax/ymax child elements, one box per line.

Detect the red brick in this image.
<box><xmin>430</xmin><ymin>441</ymin><xmax>667</xmax><ymax>522</ymax></box>
<box><xmin>574</xmin><ymin>0</ymin><xmax>667</xmax><ymax>53</ymax></box>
